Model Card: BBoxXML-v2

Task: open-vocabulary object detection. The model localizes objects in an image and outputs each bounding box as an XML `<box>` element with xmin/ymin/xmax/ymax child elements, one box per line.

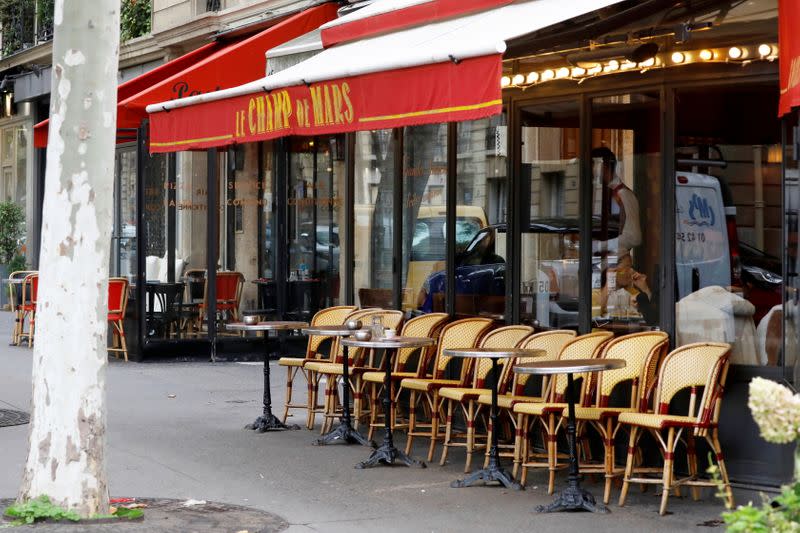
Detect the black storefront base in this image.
<box><xmin>719</xmin><ymin>365</ymin><xmax>795</xmax><ymax>489</ymax></box>
<box><xmin>129</xmin><ymin>334</ymin><xmax>307</xmax><ymax>362</ymax></box>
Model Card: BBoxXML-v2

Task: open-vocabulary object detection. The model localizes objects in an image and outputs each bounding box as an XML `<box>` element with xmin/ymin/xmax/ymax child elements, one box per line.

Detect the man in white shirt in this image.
<box><xmin>591</xmin><ymin>147</ymin><xmax>641</xmax><ymax>265</ymax></box>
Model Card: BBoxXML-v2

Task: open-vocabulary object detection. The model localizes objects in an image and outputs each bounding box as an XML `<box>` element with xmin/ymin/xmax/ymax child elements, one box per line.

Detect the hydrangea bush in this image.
<box><xmin>719</xmin><ymin>378</ymin><xmax>800</xmax><ymax>531</ymax></box>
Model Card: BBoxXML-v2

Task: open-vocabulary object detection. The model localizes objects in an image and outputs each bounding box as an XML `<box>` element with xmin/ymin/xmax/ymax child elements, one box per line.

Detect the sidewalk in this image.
<box><xmin>0</xmin><ymin>311</ymin><xmax>728</xmax><ymax>532</ymax></box>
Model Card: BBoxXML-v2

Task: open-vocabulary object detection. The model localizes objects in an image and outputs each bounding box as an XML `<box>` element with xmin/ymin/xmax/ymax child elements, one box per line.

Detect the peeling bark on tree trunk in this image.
<box><xmin>18</xmin><ymin>0</ymin><xmax>119</xmax><ymax>518</ymax></box>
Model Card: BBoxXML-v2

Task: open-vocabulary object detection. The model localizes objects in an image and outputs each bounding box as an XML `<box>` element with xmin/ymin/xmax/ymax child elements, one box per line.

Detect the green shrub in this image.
<box><xmin>0</xmin><ymin>201</ymin><xmax>24</xmax><ymax>264</ymax></box>
<box><xmin>121</xmin><ymin>0</ymin><xmax>151</xmax><ymax>41</ymax></box>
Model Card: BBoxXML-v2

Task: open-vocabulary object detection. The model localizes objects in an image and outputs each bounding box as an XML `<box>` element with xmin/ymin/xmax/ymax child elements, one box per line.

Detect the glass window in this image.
<box><xmin>451</xmin><ymin>115</ymin><xmax>508</xmax><ymax>319</ymax></box>
<box><xmin>287</xmin><ymin>136</ymin><xmax>344</xmax><ymax>320</ymax></box>
<box><xmin>786</xmin><ymin>110</ymin><xmax>800</xmax><ymax>380</ymax></box>
<box><xmin>518</xmin><ymin>101</ymin><xmax>581</xmax><ymax>330</ymax></box>
<box><xmin>676</xmin><ymin>84</ymin><xmax>783</xmax><ymax>366</ymax></box>
<box><xmin>403</xmin><ymin>123</ymin><xmax>447</xmax><ymax>314</ymax></box>
<box><xmin>354</xmin><ymin>130</ymin><xmax>395</xmax><ymax>308</ymax></box>
<box><xmin>591</xmin><ymin>92</ymin><xmax>661</xmax><ymax>334</ymax></box>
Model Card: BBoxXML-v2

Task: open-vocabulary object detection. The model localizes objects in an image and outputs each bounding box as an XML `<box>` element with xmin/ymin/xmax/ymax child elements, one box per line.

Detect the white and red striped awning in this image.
<box><xmin>146</xmin><ymin>0</ymin><xmax>622</xmax><ymax>152</ymax></box>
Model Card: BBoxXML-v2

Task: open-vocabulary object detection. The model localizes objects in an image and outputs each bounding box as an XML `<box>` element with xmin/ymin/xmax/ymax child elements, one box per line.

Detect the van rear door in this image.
<box><xmin>675</xmin><ymin>172</ymin><xmax>731</xmax><ymax>298</ymax></box>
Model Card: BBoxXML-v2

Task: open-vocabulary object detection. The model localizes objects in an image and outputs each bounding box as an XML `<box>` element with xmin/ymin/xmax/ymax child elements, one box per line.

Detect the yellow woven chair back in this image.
<box><xmin>395</xmin><ymin>313</ymin><xmax>449</xmax><ymax>374</ymax></box>
<box><xmin>306</xmin><ymin>306</ymin><xmax>358</xmax><ymax>357</ymax></box>
<box><xmin>329</xmin><ymin>308</ymin><xmax>381</xmax><ymax>363</ymax></box>
<box><xmin>653</xmin><ymin>342</ymin><xmax>731</xmax><ymax>426</ymax></box>
<box><xmin>337</xmin><ymin>309</ymin><xmax>404</xmax><ymax>365</ymax></box>
<box><xmin>593</xmin><ymin>331</ymin><xmax>669</xmax><ymax>409</ymax></box>
<box><xmin>430</xmin><ymin>317</ymin><xmax>494</xmax><ymax>381</ymax></box>
<box><xmin>470</xmin><ymin>325</ymin><xmax>534</xmax><ymax>388</ymax></box>
<box><xmin>505</xmin><ymin>330</ymin><xmax>577</xmax><ymax>394</ymax></box>
<box><xmin>548</xmin><ymin>331</ymin><xmax>613</xmax><ymax>403</ymax></box>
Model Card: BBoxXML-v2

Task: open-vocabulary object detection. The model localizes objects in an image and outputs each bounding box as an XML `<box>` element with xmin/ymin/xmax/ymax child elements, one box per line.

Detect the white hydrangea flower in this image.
<box><xmin>748</xmin><ymin>377</ymin><xmax>800</xmax><ymax>444</ymax></box>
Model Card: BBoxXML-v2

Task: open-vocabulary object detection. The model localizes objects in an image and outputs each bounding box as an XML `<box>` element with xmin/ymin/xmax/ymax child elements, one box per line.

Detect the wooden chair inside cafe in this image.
<box><xmin>107</xmin><ymin>277</ymin><xmax>130</xmax><ymax>361</ymax></box>
<box><xmin>197</xmin><ymin>271</ymin><xmax>244</xmax><ymax>334</ymax></box>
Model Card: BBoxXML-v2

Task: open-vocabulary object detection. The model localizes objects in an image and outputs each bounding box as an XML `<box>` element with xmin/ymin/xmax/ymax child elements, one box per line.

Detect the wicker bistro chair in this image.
<box><xmin>19</xmin><ymin>272</ymin><xmax>39</xmax><ymax>347</ymax></box>
<box><xmin>617</xmin><ymin>342</ymin><xmax>732</xmax><ymax>516</ymax></box>
<box><xmin>438</xmin><ymin>325</ymin><xmax>534</xmax><ymax>472</ymax></box>
<box><xmin>306</xmin><ymin>309</ymin><xmax>404</xmax><ymax>434</ymax></box>
<box><xmin>8</xmin><ymin>270</ymin><xmax>35</xmax><ymax>345</ymax></box>
<box><xmin>400</xmin><ymin>317</ymin><xmax>494</xmax><ymax>462</ymax></box>
<box><xmin>277</xmin><ymin>305</ymin><xmax>357</xmax><ymax>427</ymax></box>
<box><xmin>512</xmin><ymin>331</ymin><xmax>613</xmax><ymax>492</ymax></box>
<box><xmin>362</xmin><ymin>313</ymin><xmax>449</xmax><ymax>441</ymax></box>
<box><xmin>107</xmin><ymin>278</ymin><xmax>131</xmax><ymax>361</ymax></box>
<box><xmin>568</xmin><ymin>331</ymin><xmax>669</xmax><ymax>504</ymax></box>
<box><xmin>477</xmin><ymin>330</ymin><xmax>577</xmax><ymax>475</ymax></box>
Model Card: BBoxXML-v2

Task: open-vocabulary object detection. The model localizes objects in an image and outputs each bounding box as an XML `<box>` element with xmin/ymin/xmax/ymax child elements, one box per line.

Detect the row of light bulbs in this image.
<box><xmin>502</xmin><ymin>44</ymin><xmax>779</xmax><ymax>88</ymax></box>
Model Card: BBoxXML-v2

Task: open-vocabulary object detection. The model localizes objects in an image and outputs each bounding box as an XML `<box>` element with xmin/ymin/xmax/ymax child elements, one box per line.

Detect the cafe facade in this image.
<box><xmin>88</xmin><ymin>0</ymin><xmax>797</xmax><ymax>490</ymax></box>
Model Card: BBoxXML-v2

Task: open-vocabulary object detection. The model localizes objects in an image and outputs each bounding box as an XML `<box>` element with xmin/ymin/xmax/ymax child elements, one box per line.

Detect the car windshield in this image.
<box><xmin>411</xmin><ymin>217</ymin><xmax>483</xmax><ymax>260</ymax></box>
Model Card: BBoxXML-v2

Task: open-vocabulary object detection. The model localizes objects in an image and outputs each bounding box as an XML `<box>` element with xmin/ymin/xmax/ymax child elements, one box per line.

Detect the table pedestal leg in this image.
<box><xmin>247</xmin><ymin>332</ymin><xmax>299</xmax><ymax>432</ymax></box>
<box><xmin>452</xmin><ymin>359</ymin><xmax>521</xmax><ymax>490</ymax></box>
<box><xmin>357</xmin><ymin>348</ymin><xmax>425</xmax><ymax>469</ymax></box>
<box><xmin>315</xmin><ymin>345</ymin><xmax>375</xmax><ymax>447</ymax></box>
<box><xmin>536</xmin><ymin>373</ymin><xmax>608</xmax><ymax>513</ymax></box>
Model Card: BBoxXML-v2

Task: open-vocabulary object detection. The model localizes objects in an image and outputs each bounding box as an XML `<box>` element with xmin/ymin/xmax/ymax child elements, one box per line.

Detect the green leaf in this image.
<box><xmin>114</xmin><ymin>507</ymin><xmax>144</xmax><ymax>520</ymax></box>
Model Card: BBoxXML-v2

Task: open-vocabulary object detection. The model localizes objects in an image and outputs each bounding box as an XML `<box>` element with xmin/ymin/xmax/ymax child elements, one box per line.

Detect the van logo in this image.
<box><xmin>687</xmin><ymin>193</ymin><xmax>715</xmax><ymax>227</ymax></box>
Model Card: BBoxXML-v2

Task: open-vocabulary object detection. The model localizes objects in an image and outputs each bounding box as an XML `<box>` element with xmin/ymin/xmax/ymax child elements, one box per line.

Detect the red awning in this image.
<box><xmin>146</xmin><ymin>0</ymin><xmax>621</xmax><ymax>153</ymax></box>
<box><xmin>150</xmin><ymin>55</ymin><xmax>500</xmax><ymax>152</ymax></box>
<box><xmin>33</xmin><ymin>41</ymin><xmax>222</xmax><ymax>147</ymax></box>
<box><xmin>34</xmin><ymin>3</ymin><xmax>338</xmax><ymax>148</ymax></box>
<box><xmin>779</xmin><ymin>0</ymin><xmax>800</xmax><ymax>115</ymax></box>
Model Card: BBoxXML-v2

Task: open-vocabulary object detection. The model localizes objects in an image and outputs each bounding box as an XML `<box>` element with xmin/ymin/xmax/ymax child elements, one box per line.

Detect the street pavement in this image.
<box><xmin>0</xmin><ymin>311</ymin><xmax>729</xmax><ymax>532</ymax></box>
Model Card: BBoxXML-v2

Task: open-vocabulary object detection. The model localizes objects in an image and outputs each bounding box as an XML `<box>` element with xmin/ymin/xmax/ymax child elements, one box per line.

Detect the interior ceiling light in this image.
<box><xmin>541</xmin><ymin>69</ymin><xmax>555</xmax><ymax>80</ymax></box>
<box><xmin>587</xmin><ymin>64</ymin><xmax>602</xmax><ymax>75</ymax></box>
<box><xmin>699</xmin><ymin>49</ymin><xmax>714</xmax><ymax>61</ymax></box>
<box><xmin>758</xmin><ymin>44</ymin><xmax>773</xmax><ymax>57</ymax></box>
<box><xmin>639</xmin><ymin>57</ymin><xmax>656</xmax><ymax>68</ymax></box>
<box><xmin>671</xmin><ymin>51</ymin><xmax>685</xmax><ymax>64</ymax></box>
<box><xmin>512</xmin><ymin>73</ymin><xmax>525</xmax><ymax>85</ymax></box>
<box><xmin>620</xmin><ymin>60</ymin><xmax>637</xmax><ymax>70</ymax></box>
<box><xmin>571</xmin><ymin>67</ymin><xmax>586</xmax><ymax>77</ymax></box>
<box><xmin>728</xmin><ymin>46</ymin><xmax>743</xmax><ymax>59</ymax></box>
<box><xmin>526</xmin><ymin>71</ymin><xmax>539</xmax><ymax>84</ymax></box>
<box><xmin>501</xmin><ymin>75</ymin><xmax>511</xmax><ymax>87</ymax></box>
<box><xmin>606</xmin><ymin>59</ymin><xmax>620</xmax><ymax>72</ymax></box>
<box><xmin>556</xmin><ymin>67</ymin><xmax>570</xmax><ymax>79</ymax></box>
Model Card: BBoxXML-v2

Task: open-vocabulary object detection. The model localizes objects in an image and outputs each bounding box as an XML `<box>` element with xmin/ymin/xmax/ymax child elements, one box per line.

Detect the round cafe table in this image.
<box><xmin>514</xmin><ymin>358</ymin><xmax>625</xmax><ymax>513</ymax></box>
<box><xmin>341</xmin><ymin>336</ymin><xmax>436</xmax><ymax>469</ymax></box>
<box><xmin>226</xmin><ymin>321</ymin><xmax>308</xmax><ymax>432</ymax></box>
<box><xmin>445</xmin><ymin>347</ymin><xmax>545</xmax><ymax>490</ymax></box>
<box><xmin>302</xmin><ymin>325</ymin><xmax>374</xmax><ymax>448</ymax></box>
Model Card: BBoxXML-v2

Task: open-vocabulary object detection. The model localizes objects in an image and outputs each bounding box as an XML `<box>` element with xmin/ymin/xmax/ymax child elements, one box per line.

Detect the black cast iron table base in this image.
<box><xmin>246</xmin><ymin>413</ymin><xmax>299</xmax><ymax>432</ymax></box>
<box><xmin>451</xmin><ymin>464</ymin><xmax>521</xmax><ymax>489</ymax></box>
<box><xmin>314</xmin><ymin>421</ymin><xmax>375</xmax><ymax>447</ymax></box>
<box><xmin>356</xmin><ymin>441</ymin><xmax>426</xmax><ymax>469</ymax></box>
<box><xmin>536</xmin><ymin>485</ymin><xmax>609</xmax><ymax>513</ymax></box>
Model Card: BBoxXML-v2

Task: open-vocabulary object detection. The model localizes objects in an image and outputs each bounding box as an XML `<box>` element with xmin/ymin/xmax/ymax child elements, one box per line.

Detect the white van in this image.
<box><xmin>675</xmin><ymin>172</ymin><xmax>732</xmax><ymax>299</ymax></box>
